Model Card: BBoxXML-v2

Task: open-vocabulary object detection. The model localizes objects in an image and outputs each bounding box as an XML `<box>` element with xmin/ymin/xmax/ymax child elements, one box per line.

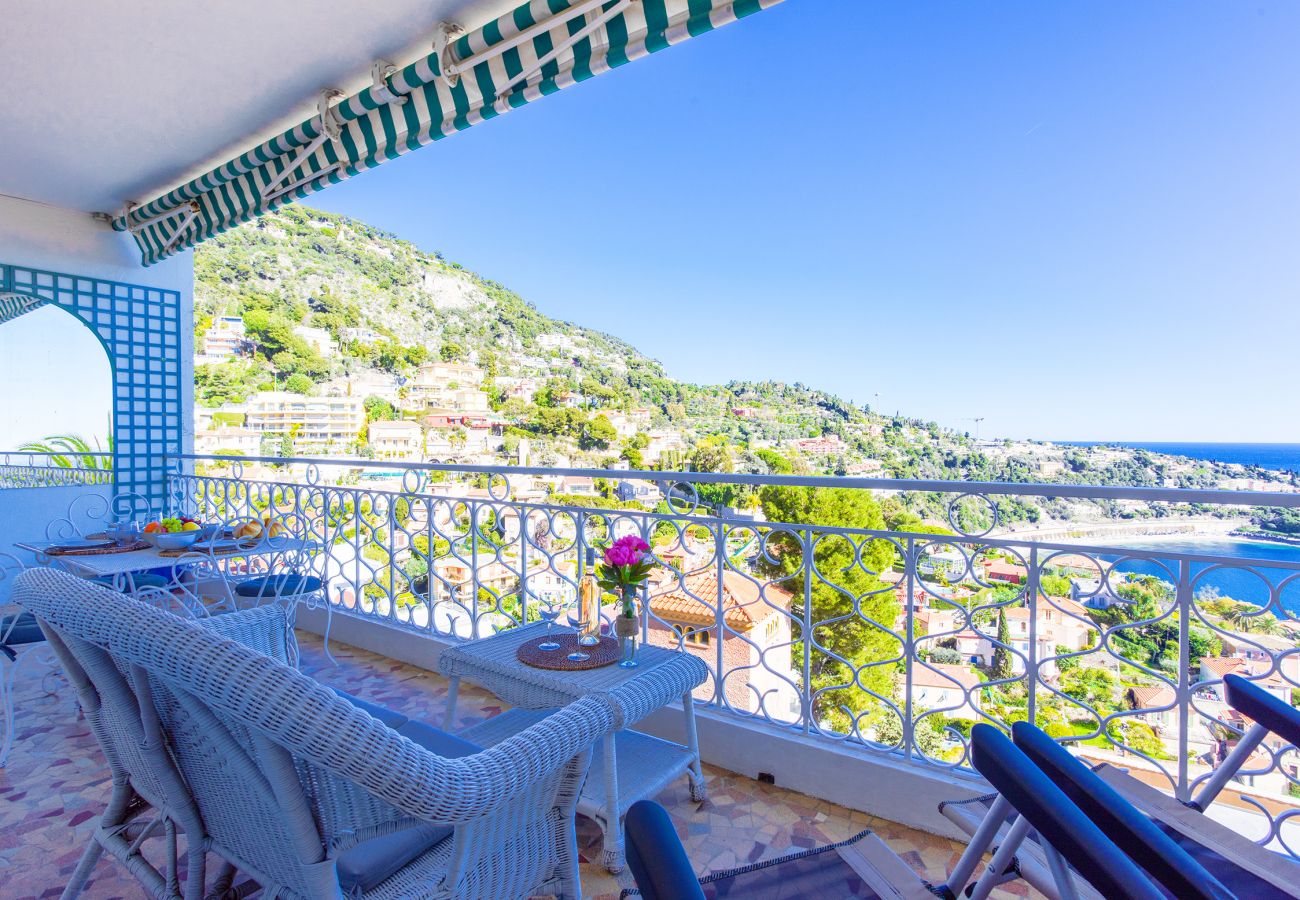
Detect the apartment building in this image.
<box><xmin>244</xmin><ymin>391</ymin><xmax>365</xmax><ymax>450</ymax></box>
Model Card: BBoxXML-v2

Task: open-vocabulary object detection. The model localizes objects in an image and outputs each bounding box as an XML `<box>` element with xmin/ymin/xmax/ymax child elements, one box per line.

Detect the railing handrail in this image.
<box><xmin>1</xmin><ymin>450</ymin><xmax>113</xmax><ymax>459</ymax></box>
<box><xmin>170</xmin><ymin>451</ymin><xmax>1300</xmax><ymax>508</ymax></box>
<box><xmin>172</xmin><ymin>468</ymin><xmax>1300</xmax><ymax>570</ymax></box>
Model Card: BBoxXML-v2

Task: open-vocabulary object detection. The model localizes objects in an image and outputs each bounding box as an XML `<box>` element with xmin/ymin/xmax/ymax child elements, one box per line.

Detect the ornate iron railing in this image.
<box><xmin>0</xmin><ymin>450</ymin><xmax>113</xmax><ymax>488</ymax></box>
<box><xmin>167</xmin><ymin>453</ymin><xmax>1300</xmax><ymax>854</ymax></box>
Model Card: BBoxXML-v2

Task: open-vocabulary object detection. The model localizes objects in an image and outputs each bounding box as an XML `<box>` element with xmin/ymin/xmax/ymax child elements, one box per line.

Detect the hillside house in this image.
<box><xmin>645</xmin><ymin>569</ymin><xmax>799</xmax><ymax>719</ymax></box>
<box><xmin>983</xmin><ymin>560</ymin><xmax>1028</xmax><ymax>585</ymax></box>
<box><xmin>368</xmin><ymin>419</ymin><xmax>422</xmax><ymax>460</ymax></box>
<box><xmin>292</xmin><ymin>325</ymin><xmax>337</xmax><ymax>357</ymax></box>
<box><xmin>1127</xmin><ymin>684</ymin><xmax>1178</xmax><ymax>735</ymax></box>
<box><xmin>912</xmin><ymin>663</ymin><xmax>982</xmax><ymax>720</ymax></box>
<box><xmin>1199</xmin><ymin>657</ymin><xmax>1293</xmax><ymax>706</ymax></box>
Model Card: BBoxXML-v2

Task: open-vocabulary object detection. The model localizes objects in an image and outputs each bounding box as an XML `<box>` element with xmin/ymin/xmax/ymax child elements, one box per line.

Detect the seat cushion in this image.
<box><xmin>93</xmin><ymin>572</ymin><xmax>170</xmax><ymax>591</ymax></box>
<box><xmin>334</xmin><ymin>720</ymin><xmax>481</xmax><ymax>894</ymax></box>
<box><xmin>233</xmin><ymin>574</ymin><xmax>323</xmax><ymax>598</ymax></box>
<box><xmin>1</xmin><ymin>611</ymin><xmax>45</xmax><ymax>656</ymax></box>
<box><xmin>332</xmin><ymin>688</ymin><xmax>410</xmax><ymax>730</ymax></box>
<box><xmin>336</xmin><ymin>823</ymin><xmax>453</xmax><ymax>895</ymax></box>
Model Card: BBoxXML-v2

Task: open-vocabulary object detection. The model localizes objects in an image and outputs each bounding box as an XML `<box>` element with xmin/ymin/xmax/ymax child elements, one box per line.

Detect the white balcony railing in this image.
<box><xmin>0</xmin><ymin>450</ymin><xmax>114</xmax><ymax>489</ymax></box>
<box><xmin>164</xmin><ymin>452</ymin><xmax>1300</xmax><ymax>853</ymax></box>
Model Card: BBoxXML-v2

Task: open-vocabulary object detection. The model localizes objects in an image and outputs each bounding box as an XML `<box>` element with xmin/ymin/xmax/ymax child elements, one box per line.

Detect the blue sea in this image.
<box><xmin>1100</xmin><ymin>538</ymin><xmax>1300</xmax><ymax>611</ymax></box>
<box><xmin>1060</xmin><ymin>441</ymin><xmax>1300</xmax><ymax>473</ymax></box>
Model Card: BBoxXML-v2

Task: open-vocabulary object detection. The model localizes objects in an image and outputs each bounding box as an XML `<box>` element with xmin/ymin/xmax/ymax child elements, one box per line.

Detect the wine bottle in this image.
<box><xmin>578</xmin><ymin>547</ymin><xmax>601</xmax><ymax>646</ymax></box>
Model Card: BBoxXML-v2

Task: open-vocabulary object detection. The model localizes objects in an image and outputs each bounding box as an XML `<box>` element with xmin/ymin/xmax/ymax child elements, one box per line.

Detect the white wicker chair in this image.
<box><xmin>15</xmin><ymin>566</ymin><xmax>615</xmax><ymax>899</ymax></box>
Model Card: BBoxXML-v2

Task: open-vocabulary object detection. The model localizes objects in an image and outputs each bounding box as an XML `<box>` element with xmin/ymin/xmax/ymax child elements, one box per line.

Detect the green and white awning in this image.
<box><xmin>112</xmin><ymin>0</ymin><xmax>781</xmax><ymax>266</ymax></box>
<box><xmin>0</xmin><ymin>293</ymin><xmax>47</xmax><ymax>326</ymax></box>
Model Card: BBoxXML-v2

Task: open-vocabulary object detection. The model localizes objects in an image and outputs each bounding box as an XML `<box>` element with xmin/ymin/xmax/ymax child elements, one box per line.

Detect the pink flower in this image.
<box><xmin>603</xmin><ymin>535</ymin><xmax>650</xmax><ymax>568</ymax></box>
<box><xmin>613</xmin><ymin>535</ymin><xmax>650</xmax><ymax>554</ymax></box>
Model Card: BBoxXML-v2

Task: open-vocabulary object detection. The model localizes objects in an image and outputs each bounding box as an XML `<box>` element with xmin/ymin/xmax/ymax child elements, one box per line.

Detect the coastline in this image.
<box><xmin>1229</xmin><ymin>528</ymin><xmax>1300</xmax><ymax>548</ymax></box>
<box><xmin>991</xmin><ymin>516</ymin><xmax>1246</xmax><ymax>546</ymax></box>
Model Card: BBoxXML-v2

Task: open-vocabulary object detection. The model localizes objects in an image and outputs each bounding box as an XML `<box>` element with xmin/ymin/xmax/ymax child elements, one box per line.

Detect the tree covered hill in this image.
<box><xmin>192</xmin><ymin>205</ymin><xmax>1296</xmax><ymax>528</ymax></box>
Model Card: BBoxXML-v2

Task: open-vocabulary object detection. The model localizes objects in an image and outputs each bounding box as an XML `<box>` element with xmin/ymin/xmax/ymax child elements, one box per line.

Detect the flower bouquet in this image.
<box><xmin>596</xmin><ymin>535</ymin><xmax>655</xmax><ymax>667</ymax></box>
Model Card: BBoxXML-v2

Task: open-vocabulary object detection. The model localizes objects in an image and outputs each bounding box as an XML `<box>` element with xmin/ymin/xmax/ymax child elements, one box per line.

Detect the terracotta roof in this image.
<box><xmin>984</xmin><ymin>560</ymin><xmax>1028</xmax><ymax>579</ymax></box>
<box><xmin>913</xmin><ymin>663</ymin><xmax>980</xmax><ymax>691</ymax></box>
<box><xmin>1199</xmin><ymin>657</ymin><xmax>1289</xmax><ymax>688</ymax></box>
<box><xmin>1200</xmin><ymin>656</ymin><xmax>1248</xmax><ymax>679</ymax></box>
<box><xmin>1128</xmin><ymin>684</ymin><xmax>1175</xmax><ymax>709</ymax></box>
<box><xmin>648</xmin><ymin>570</ymin><xmax>793</xmax><ymax>629</ymax></box>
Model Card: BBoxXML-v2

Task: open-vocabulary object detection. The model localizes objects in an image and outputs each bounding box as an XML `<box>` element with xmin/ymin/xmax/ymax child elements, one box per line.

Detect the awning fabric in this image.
<box><xmin>0</xmin><ymin>293</ymin><xmax>47</xmax><ymax>326</ymax></box>
<box><xmin>112</xmin><ymin>0</ymin><xmax>782</xmax><ymax>266</ymax></box>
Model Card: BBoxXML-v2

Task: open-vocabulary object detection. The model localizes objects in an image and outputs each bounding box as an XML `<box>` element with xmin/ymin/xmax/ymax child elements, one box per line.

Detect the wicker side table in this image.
<box><xmin>439</xmin><ymin>622</ymin><xmax>709</xmax><ymax>871</ymax></box>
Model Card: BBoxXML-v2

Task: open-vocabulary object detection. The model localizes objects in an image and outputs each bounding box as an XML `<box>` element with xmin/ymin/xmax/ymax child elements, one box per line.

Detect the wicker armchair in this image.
<box><xmin>16</xmin><ymin>567</ymin><xmax>614</xmax><ymax>899</ymax></box>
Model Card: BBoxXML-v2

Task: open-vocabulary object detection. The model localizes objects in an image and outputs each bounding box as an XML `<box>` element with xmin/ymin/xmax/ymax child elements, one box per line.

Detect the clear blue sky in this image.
<box><xmin>4</xmin><ymin>1</ymin><xmax>1297</xmax><ymax>447</ymax></box>
<box><xmin>306</xmin><ymin>0</ymin><xmax>1300</xmax><ymax>442</ymax></box>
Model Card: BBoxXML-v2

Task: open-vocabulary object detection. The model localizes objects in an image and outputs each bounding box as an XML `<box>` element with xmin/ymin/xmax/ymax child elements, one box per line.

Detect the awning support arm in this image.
<box><xmin>124</xmin><ymin>202</ymin><xmax>197</xmax><ymax>236</ymax></box>
<box><xmin>261</xmin><ymin>164</ymin><xmax>345</xmax><ymax>206</ymax></box>
<box><xmin>158</xmin><ymin>203</ymin><xmax>202</xmax><ymax>255</ymax></box>
<box><xmin>437</xmin><ymin>0</ymin><xmax>623</xmax><ymax>87</ymax></box>
<box><xmin>259</xmin><ymin>90</ymin><xmax>346</xmax><ymax>200</ymax></box>
<box><xmin>492</xmin><ymin>0</ymin><xmax>636</xmax><ymax>111</ymax></box>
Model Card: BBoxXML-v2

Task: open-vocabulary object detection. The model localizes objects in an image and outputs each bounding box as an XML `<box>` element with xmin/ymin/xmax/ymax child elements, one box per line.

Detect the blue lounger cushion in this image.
<box><xmin>93</xmin><ymin>572</ymin><xmax>170</xmax><ymax>590</ymax></box>
<box><xmin>626</xmin><ymin>800</ymin><xmax>706</xmax><ymax>900</ymax></box>
<box><xmin>970</xmin><ymin>724</ymin><xmax>1164</xmax><ymax>900</ymax></box>
<box><xmin>331</xmin><ymin>694</ymin><xmax>482</xmax><ymax>894</ymax></box>
<box><xmin>1224</xmin><ymin>673</ymin><xmax>1300</xmax><ymax>748</ymax></box>
<box><xmin>1010</xmin><ymin>721</ymin><xmax>1236</xmax><ymax>900</ymax></box>
<box><xmin>233</xmin><ymin>574</ymin><xmax>323</xmax><ymax>597</ymax></box>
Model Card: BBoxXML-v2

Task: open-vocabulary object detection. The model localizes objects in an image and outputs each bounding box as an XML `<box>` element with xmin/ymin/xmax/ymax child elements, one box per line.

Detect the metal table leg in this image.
<box><xmin>683</xmin><ymin>691</ymin><xmax>707</xmax><ymax>801</ymax></box>
<box><xmin>600</xmin><ymin>731</ymin><xmax>624</xmax><ymax>872</ymax></box>
<box><xmin>442</xmin><ymin>675</ymin><xmax>461</xmax><ymax>731</ymax></box>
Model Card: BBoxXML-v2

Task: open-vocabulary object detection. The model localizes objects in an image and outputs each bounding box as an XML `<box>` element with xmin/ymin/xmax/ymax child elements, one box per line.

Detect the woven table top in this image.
<box><xmin>516</xmin><ymin>634</ymin><xmax>620</xmax><ymax>670</ymax></box>
<box><xmin>440</xmin><ymin>622</ymin><xmax>708</xmax><ymax>728</ymax></box>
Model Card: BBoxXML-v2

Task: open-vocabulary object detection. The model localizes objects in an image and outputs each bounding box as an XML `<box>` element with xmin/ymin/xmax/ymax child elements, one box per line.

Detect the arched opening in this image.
<box><xmin>0</xmin><ymin>298</ymin><xmax>113</xmax><ymax>454</ymax></box>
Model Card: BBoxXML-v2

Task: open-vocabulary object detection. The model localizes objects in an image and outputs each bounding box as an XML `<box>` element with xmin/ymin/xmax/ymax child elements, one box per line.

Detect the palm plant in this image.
<box><xmin>18</xmin><ymin>433</ymin><xmax>113</xmax><ymax>470</ymax></box>
<box><xmin>1224</xmin><ymin>607</ymin><xmax>1284</xmax><ymax>636</ymax></box>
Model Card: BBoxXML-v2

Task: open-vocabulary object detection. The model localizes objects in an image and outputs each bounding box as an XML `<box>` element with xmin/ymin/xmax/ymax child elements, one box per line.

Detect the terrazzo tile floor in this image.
<box><xmin>0</xmin><ymin>633</ymin><xmax>1034</xmax><ymax>899</ymax></box>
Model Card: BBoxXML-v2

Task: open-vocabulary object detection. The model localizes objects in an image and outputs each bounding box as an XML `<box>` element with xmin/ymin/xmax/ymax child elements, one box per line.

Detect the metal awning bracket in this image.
<box><xmin>435</xmin><ymin>22</ymin><xmax>468</xmax><ymax>88</ymax></box>
<box><xmin>371</xmin><ymin>60</ymin><xmax>407</xmax><ymax>106</ymax></box>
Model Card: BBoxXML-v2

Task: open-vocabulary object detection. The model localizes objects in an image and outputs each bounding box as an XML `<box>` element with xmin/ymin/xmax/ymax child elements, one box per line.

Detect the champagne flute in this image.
<box><xmin>565</xmin><ymin>605</ymin><xmax>590</xmax><ymax>662</ymax></box>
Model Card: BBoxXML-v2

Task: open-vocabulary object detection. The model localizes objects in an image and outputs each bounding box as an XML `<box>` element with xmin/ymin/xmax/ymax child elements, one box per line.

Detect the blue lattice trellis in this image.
<box><xmin>1</xmin><ymin>262</ymin><xmax>184</xmax><ymax>511</ymax></box>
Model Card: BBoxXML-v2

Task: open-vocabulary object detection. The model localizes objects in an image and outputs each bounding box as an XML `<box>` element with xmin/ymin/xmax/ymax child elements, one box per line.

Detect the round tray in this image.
<box><xmin>516</xmin><ymin>633</ymin><xmax>620</xmax><ymax>671</ymax></box>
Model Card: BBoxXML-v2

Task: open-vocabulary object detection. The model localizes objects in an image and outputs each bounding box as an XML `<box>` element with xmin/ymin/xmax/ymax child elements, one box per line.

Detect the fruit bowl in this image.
<box><xmin>144</xmin><ymin>531</ymin><xmax>201</xmax><ymax>551</ymax></box>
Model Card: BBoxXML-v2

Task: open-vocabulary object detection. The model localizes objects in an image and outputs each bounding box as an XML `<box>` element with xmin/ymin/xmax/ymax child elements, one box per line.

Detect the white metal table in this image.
<box><xmin>14</xmin><ymin>538</ymin><xmax>313</xmax><ymax>590</ymax></box>
<box><xmin>438</xmin><ymin>622</ymin><xmax>710</xmax><ymax>871</ymax></box>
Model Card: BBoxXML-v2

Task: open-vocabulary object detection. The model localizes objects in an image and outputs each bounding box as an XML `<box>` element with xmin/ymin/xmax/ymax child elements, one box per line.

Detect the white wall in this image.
<box><xmin>0</xmin><ymin>193</ymin><xmax>195</xmax><ymax>454</ymax></box>
<box><xmin>0</xmin><ymin>484</ymin><xmax>112</xmax><ymax>603</ymax></box>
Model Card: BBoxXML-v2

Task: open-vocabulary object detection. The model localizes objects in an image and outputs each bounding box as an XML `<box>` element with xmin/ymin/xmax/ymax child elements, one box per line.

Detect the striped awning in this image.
<box><xmin>0</xmin><ymin>293</ymin><xmax>47</xmax><ymax>326</ymax></box>
<box><xmin>111</xmin><ymin>0</ymin><xmax>781</xmax><ymax>266</ymax></box>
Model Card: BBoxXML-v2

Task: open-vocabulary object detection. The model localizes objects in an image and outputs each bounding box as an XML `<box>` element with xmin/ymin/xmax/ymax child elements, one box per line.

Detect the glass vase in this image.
<box><xmin>615</xmin><ymin>586</ymin><xmax>639</xmax><ymax>668</ymax></box>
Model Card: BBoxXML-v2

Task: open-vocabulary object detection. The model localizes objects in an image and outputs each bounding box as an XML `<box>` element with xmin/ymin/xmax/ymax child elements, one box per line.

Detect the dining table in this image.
<box><xmin>13</xmin><ymin>535</ymin><xmax>315</xmax><ymax>592</ymax></box>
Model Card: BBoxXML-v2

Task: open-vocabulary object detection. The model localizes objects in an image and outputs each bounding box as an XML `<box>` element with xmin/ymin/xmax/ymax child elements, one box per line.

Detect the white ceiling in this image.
<box><xmin>0</xmin><ymin>0</ymin><xmax>517</xmax><ymax>214</ymax></box>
